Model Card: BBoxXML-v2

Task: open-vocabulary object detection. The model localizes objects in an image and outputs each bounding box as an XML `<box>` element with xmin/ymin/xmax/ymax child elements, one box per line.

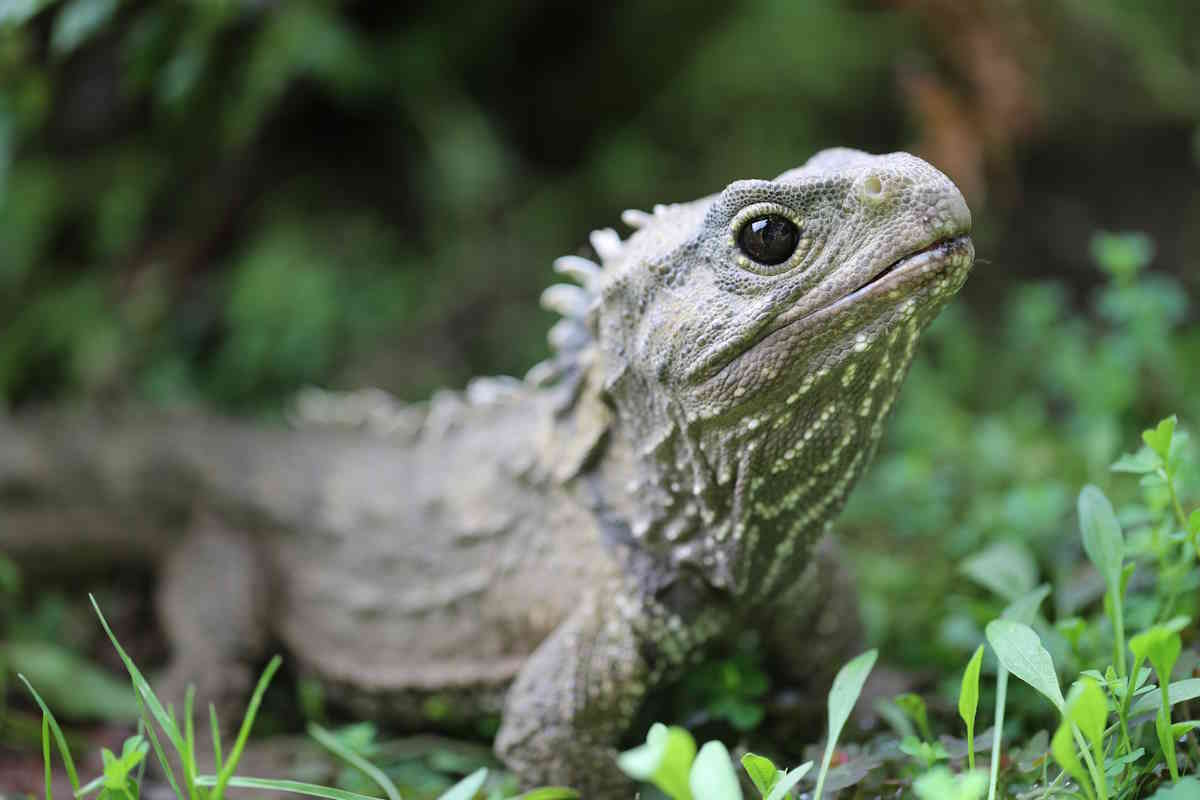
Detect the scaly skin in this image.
<box><xmin>0</xmin><ymin>149</ymin><xmax>972</xmax><ymax>796</ymax></box>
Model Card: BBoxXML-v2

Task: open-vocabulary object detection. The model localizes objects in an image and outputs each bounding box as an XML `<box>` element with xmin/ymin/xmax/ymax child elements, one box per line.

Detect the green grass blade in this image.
<box><xmin>184</xmin><ymin>685</ymin><xmax>197</xmax><ymax>800</ymax></box>
<box><xmin>19</xmin><ymin>674</ymin><xmax>80</xmax><ymax>792</ymax></box>
<box><xmin>132</xmin><ymin>719</ymin><xmax>149</xmax><ymax>796</ymax></box>
<box><xmin>134</xmin><ymin>682</ymin><xmax>184</xmax><ymax>800</ymax></box>
<box><xmin>437</xmin><ymin>767</ymin><xmax>488</xmax><ymax>800</ymax></box>
<box><xmin>307</xmin><ymin>722</ymin><xmax>403</xmax><ymax>800</ymax></box>
<box><xmin>209</xmin><ymin>703</ymin><xmax>224</xmax><ymax>775</ymax></box>
<box><xmin>212</xmin><ymin>655</ymin><xmax>282</xmax><ymax>800</ymax></box>
<box><xmin>42</xmin><ymin>714</ymin><xmax>52</xmax><ymax>800</ymax></box>
<box><xmin>196</xmin><ymin>775</ymin><xmax>381</xmax><ymax>800</ymax></box>
<box><xmin>89</xmin><ymin>595</ymin><xmax>186</xmax><ymax>755</ymax></box>
<box><xmin>72</xmin><ymin>775</ymin><xmax>105</xmax><ymax>798</ymax></box>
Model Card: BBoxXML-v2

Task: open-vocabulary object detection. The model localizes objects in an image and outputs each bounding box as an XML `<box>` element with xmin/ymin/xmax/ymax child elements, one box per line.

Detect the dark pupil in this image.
<box><xmin>738</xmin><ymin>215</ymin><xmax>798</xmax><ymax>266</ymax></box>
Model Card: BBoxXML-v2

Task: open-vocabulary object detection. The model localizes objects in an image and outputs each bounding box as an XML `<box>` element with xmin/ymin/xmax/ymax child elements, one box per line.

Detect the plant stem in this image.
<box><xmin>1072</xmin><ymin>723</ymin><xmax>1107</xmax><ymax>800</ymax></box>
<box><xmin>1111</xmin><ymin>592</ymin><xmax>1127</xmax><ymax>680</ymax></box>
<box><xmin>988</xmin><ymin>668</ymin><xmax>1008</xmax><ymax>800</ymax></box>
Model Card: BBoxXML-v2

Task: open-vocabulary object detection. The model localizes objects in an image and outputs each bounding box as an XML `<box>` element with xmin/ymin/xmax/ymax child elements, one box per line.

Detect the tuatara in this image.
<box><xmin>0</xmin><ymin>148</ymin><xmax>973</xmax><ymax>795</ymax></box>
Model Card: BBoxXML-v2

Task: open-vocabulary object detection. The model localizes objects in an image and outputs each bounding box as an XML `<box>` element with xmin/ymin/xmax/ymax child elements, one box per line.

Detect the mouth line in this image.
<box><xmin>688</xmin><ymin>234</ymin><xmax>972</xmax><ymax>384</ymax></box>
<box><xmin>850</xmin><ymin>236</ymin><xmax>960</xmax><ymax>295</ymax></box>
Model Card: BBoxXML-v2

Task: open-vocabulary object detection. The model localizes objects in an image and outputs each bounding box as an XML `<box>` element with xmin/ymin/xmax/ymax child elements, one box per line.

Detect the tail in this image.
<box><xmin>0</xmin><ymin>410</ymin><xmax>340</xmax><ymax>575</ymax></box>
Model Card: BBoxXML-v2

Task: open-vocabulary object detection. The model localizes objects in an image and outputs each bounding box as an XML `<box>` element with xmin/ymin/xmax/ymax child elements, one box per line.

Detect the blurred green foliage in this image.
<box><xmin>2</xmin><ymin>0</ymin><xmax>1198</xmax><ymax>412</ymax></box>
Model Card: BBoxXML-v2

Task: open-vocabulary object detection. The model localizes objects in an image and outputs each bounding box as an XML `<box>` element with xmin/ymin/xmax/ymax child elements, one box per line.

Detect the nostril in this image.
<box><xmin>859</xmin><ymin>174</ymin><xmax>886</xmax><ymax>204</ymax></box>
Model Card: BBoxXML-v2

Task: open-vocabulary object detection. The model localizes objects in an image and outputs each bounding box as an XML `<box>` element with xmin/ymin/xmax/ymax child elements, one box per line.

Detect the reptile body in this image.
<box><xmin>0</xmin><ymin>148</ymin><xmax>973</xmax><ymax>795</ymax></box>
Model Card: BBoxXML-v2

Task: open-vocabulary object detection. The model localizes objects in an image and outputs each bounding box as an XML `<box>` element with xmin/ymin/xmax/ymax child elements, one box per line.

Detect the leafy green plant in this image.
<box><xmin>618</xmin><ymin>648</ymin><xmax>876</xmax><ymax>800</ymax></box>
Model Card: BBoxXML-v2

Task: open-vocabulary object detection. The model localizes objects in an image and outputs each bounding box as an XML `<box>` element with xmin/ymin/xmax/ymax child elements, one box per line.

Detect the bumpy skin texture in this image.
<box><xmin>0</xmin><ymin>149</ymin><xmax>973</xmax><ymax>796</ymax></box>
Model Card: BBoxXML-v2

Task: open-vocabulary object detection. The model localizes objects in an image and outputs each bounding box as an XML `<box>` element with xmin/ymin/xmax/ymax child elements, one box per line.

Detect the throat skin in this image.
<box><xmin>576</xmin><ymin>311</ymin><xmax>926</xmax><ymax>608</ymax></box>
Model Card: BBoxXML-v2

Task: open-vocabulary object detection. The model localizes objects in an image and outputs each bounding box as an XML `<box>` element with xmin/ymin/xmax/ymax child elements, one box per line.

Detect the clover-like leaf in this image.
<box><xmin>1142</xmin><ymin>416</ymin><xmax>1176</xmax><ymax>460</ymax></box>
<box><xmin>618</xmin><ymin>723</ymin><xmax>696</xmax><ymax>800</ymax></box>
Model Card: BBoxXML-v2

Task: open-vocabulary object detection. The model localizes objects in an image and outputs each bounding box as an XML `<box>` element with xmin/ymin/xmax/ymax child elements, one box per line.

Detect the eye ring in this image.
<box><xmin>729</xmin><ymin>203</ymin><xmax>808</xmax><ymax>275</ymax></box>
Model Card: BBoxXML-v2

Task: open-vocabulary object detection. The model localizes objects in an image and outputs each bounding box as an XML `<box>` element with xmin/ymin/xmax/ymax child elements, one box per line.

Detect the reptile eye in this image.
<box><xmin>737</xmin><ymin>215</ymin><xmax>798</xmax><ymax>266</ymax></box>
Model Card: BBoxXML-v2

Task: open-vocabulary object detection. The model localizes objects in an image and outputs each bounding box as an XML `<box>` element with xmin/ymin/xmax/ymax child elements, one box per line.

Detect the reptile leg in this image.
<box><xmin>758</xmin><ymin>534</ymin><xmax>863</xmax><ymax>727</ymax></box>
<box><xmin>154</xmin><ymin>512</ymin><xmax>271</xmax><ymax>717</ymax></box>
<box><xmin>495</xmin><ymin>574</ymin><xmax>726</xmax><ymax>797</ymax></box>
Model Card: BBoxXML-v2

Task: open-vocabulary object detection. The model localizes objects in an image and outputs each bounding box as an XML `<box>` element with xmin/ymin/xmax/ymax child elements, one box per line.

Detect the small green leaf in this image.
<box><xmin>1104</xmin><ymin>748</ymin><xmax>1144</xmax><ymax>776</ymax></box>
<box><xmin>1129</xmin><ymin>625</ymin><xmax>1184</xmax><ymax>688</ymax></box>
<box><xmin>1155</xmin><ymin>708</ymin><xmax>1179</xmax><ymax>781</ymax></box>
<box><xmin>689</xmin><ymin>741</ymin><xmax>743</xmax><ymax>800</ymax></box>
<box><xmin>740</xmin><ymin>752</ymin><xmax>780</xmax><ymax>797</ymax></box>
<box><xmin>1142</xmin><ymin>416</ymin><xmax>1177</xmax><ymax>460</ymax></box>
<box><xmin>913</xmin><ymin>766</ymin><xmax>987</xmax><ymax>800</ymax></box>
<box><xmin>764</xmin><ymin>762</ymin><xmax>812</xmax><ymax>800</ymax></box>
<box><xmin>958</xmin><ymin>645</ymin><xmax>984</xmax><ymax>770</ymax></box>
<box><xmin>515</xmin><ymin>789</ymin><xmax>580</xmax><ymax>800</ymax></box>
<box><xmin>1090</xmin><ymin>231</ymin><xmax>1155</xmax><ymax>280</ymax></box>
<box><xmin>1078</xmin><ymin>486</ymin><xmax>1125</xmax><ymax>592</ymax></box>
<box><xmin>1170</xmin><ymin>721</ymin><xmax>1200</xmax><ymax>738</ymax></box>
<box><xmin>1130</xmin><ymin>679</ymin><xmax>1200</xmax><ymax>715</ymax></box>
<box><xmin>1051</xmin><ymin>722</ymin><xmax>1089</xmax><ymax>794</ymax></box>
<box><xmin>1188</xmin><ymin>509</ymin><xmax>1200</xmax><ymax>536</ymax></box>
<box><xmin>814</xmin><ymin>649</ymin><xmax>877</xmax><ymax>800</ymax></box>
<box><xmin>1064</xmin><ymin>678</ymin><xmax>1107</xmax><ymax>752</ymax></box>
<box><xmin>1001</xmin><ymin>585</ymin><xmax>1051</xmax><ymax>626</ymax></box>
<box><xmin>960</xmin><ymin>542</ymin><xmax>1037</xmax><ymax>601</ymax></box>
<box><xmin>1145</xmin><ymin>777</ymin><xmax>1200</xmax><ymax>799</ymax></box>
<box><xmin>985</xmin><ymin>620</ymin><xmax>1064</xmax><ymax>711</ymax></box>
<box><xmin>1111</xmin><ymin>448</ymin><xmax>1162</xmax><ymax>474</ymax></box>
<box><xmin>895</xmin><ymin>693</ymin><xmax>932</xmax><ymax>741</ymax></box>
<box><xmin>618</xmin><ymin>723</ymin><xmax>695</xmax><ymax>800</ymax></box>
<box><xmin>826</xmin><ymin>650</ymin><xmax>878</xmax><ymax>744</ymax></box>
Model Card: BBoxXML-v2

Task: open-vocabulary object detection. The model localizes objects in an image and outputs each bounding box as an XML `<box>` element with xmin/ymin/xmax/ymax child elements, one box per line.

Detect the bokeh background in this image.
<box><xmin>2</xmin><ymin>0</ymin><xmax>1200</xmax><ymax>795</ymax></box>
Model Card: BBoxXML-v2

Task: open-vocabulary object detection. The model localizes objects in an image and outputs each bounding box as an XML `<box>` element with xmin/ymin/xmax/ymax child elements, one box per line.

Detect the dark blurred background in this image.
<box><xmin>2</xmin><ymin>0</ymin><xmax>1200</xmax><ymax>790</ymax></box>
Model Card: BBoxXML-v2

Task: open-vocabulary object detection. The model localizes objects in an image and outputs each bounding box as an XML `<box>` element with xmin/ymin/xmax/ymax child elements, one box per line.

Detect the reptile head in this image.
<box><xmin>540</xmin><ymin>149</ymin><xmax>973</xmax><ymax>593</ymax></box>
